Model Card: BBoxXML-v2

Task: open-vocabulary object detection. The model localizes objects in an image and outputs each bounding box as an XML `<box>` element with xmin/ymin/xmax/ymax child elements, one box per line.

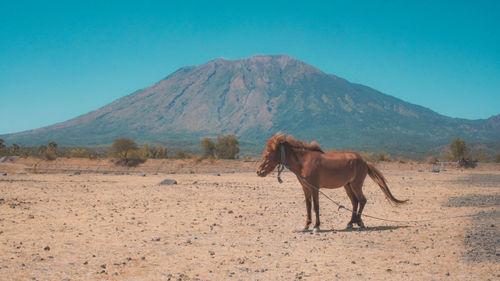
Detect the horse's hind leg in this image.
<box><xmin>350</xmin><ymin>182</ymin><xmax>367</xmax><ymax>228</ymax></box>
<box><xmin>344</xmin><ymin>184</ymin><xmax>359</xmax><ymax>229</ymax></box>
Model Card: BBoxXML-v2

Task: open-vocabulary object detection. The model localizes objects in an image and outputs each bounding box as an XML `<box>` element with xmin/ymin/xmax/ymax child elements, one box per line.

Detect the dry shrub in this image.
<box><xmin>426</xmin><ymin>155</ymin><xmax>438</xmax><ymax>164</ymax></box>
<box><xmin>71</xmin><ymin>149</ymin><xmax>90</xmax><ymax>158</ymax></box>
<box><xmin>42</xmin><ymin>149</ymin><xmax>57</xmax><ymax>161</ymax></box>
<box><xmin>359</xmin><ymin>152</ymin><xmax>372</xmax><ymax>161</ymax></box>
<box><xmin>373</xmin><ymin>151</ymin><xmax>392</xmax><ymax>162</ymax></box>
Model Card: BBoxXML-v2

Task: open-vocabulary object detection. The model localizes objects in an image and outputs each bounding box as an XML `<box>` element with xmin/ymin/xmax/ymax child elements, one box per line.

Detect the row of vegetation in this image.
<box><xmin>1</xmin><ymin>136</ymin><xmax>498</xmax><ymax>165</ymax></box>
<box><xmin>0</xmin><ymin>135</ymin><xmax>240</xmax><ymax>166</ymax></box>
<box><xmin>355</xmin><ymin>137</ymin><xmax>499</xmax><ymax>164</ymax></box>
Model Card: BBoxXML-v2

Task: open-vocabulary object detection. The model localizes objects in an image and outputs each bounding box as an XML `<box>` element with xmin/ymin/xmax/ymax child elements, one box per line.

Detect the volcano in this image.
<box><xmin>2</xmin><ymin>55</ymin><xmax>499</xmax><ymax>154</ymax></box>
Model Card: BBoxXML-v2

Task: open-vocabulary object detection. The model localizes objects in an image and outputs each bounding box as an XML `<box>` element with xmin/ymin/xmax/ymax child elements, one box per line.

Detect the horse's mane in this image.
<box><xmin>270</xmin><ymin>132</ymin><xmax>324</xmax><ymax>153</ymax></box>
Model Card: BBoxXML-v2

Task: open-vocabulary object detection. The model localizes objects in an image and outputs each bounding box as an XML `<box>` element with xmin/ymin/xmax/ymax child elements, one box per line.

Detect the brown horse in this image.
<box><xmin>256</xmin><ymin>133</ymin><xmax>407</xmax><ymax>232</ymax></box>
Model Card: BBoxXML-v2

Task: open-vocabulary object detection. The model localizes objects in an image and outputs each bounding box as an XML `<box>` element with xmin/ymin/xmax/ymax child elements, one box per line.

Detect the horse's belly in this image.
<box><xmin>317</xmin><ymin>167</ymin><xmax>353</xmax><ymax>188</ymax></box>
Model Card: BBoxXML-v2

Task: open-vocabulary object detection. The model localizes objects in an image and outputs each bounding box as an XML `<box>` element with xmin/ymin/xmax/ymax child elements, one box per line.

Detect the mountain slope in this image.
<box><xmin>2</xmin><ymin>55</ymin><xmax>499</xmax><ymax>153</ymax></box>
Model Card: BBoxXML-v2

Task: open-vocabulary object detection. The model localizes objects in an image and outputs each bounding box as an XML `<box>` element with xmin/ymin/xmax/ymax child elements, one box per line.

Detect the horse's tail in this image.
<box><xmin>366</xmin><ymin>162</ymin><xmax>408</xmax><ymax>204</ymax></box>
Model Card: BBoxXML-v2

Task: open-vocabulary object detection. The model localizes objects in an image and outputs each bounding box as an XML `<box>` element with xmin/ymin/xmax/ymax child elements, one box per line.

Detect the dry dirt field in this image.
<box><xmin>0</xmin><ymin>158</ymin><xmax>498</xmax><ymax>280</ymax></box>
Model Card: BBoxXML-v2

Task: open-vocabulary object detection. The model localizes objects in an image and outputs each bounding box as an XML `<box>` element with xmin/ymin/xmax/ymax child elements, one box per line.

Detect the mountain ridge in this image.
<box><xmin>2</xmin><ymin>55</ymin><xmax>499</xmax><ymax>155</ymax></box>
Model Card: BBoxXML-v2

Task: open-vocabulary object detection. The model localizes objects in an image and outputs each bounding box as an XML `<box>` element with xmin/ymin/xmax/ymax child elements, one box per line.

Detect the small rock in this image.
<box><xmin>44</xmin><ymin>246</ymin><xmax>50</xmax><ymax>251</ymax></box>
<box><xmin>208</xmin><ymin>250</ymin><xmax>215</xmax><ymax>256</ymax></box>
<box><xmin>432</xmin><ymin>167</ymin><xmax>440</xmax><ymax>173</ymax></box>
<box><xmin>139</xmin><ymin>173</ymin><xmax>147</xmax><ymax>177</ymax></box>
<box><xmin>100</xmin><ymin>264</ymin><xmax>106</xmax><ymax>269</ymax></box>
<box><xmin>159</xmin><ymin>179</ymin><xmax>177</xmax><ymax>185</ymax></box>
<box><xmin>28</xmin><ymin>214</ymin><xmax>35</xmax><ymax>219</ymax></box>
<box><xmin>0</xmin><ymin>172</ymin><xmax>6</xmax><ymax>176</ymax></box>
<box><xmin>152</xmin><ymin>237</ymin><xmax>161</xmax><ymax>241</ymax></box>
<box><xmin>228</xmin><ymin>210</ymin><xmax>234</xmax><ymax>214</ymax></box>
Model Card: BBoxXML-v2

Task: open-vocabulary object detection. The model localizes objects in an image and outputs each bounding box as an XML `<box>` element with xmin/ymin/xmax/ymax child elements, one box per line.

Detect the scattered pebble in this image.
<box><xmin>159</xmin><ymin>179</ymin><xmax>177</xmax><ymax>185</ymax></box>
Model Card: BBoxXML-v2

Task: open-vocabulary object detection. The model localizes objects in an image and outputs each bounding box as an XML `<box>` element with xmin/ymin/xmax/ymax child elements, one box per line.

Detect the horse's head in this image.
<box><xmin>256</xmin><ymin>132</ymin><xmax>285</xmax><ymax>177</ymax></box>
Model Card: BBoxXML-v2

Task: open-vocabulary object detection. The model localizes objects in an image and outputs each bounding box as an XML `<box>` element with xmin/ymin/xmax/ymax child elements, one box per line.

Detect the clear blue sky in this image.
<box><xmin>1</xmin><ymin>0</ymin><xmax>499</xmax><ymax>134</ymax></box>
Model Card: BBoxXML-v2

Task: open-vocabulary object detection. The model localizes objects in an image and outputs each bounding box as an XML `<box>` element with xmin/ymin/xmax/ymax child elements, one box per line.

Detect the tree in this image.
<box><xmin>38</xmin><ymin>144</ymin><xmax>56</xmax><ymax>160</ymax></box>
<box><xmin>38</xmin><ymin>145</ymin><xmax>48</xmax><ymax>154</ymax></box>
<box><xmin>215</xmin><ymin>135</ymin><xmax>239</xmax><ymax>159</ymax></box>
<box><xmin>450</xmin><ymin>137</ymin><xmax>469</xmax><ymax>161</ymax></box>
<box><xmin>172</xmin><ymin>149</ymin><xmax>188</xmax><ymax>159</ymax></box>
<box><xmin>140</xmin><ymin>142</ymin><xmax>150</xmax><ymax>158</ymax></box>
<box><xmin>0</xmin><ymin>138</ymin><xmax>5</xmax><ymax>156</ymax></box>
<box><xmin>150</xmin><ymin>145</ymin><xmax>168</xmax><ymax>158</ymax></box>
<box><xmin>48</xmin><ymin>141</ymin><xmax>58</xmax><ymax>151</ymax></box>
<box><xmin>109</xmin><ymin>138</ymin><xmax>140</xmax><ymax>165</ymax></box>
<box><xmin>47</xmin><ymin>141</ymin><xmax>58</xmax><ymax>157</ymax></box>
<box><xmin>11</xmin><ymin>144</ymin><xmax>20</xmax><ymax>156</ymax></box>
<box><xmin>201</xmin><ymin>137</ymin><xmax>215</xmax><ymax>158</ymax></box>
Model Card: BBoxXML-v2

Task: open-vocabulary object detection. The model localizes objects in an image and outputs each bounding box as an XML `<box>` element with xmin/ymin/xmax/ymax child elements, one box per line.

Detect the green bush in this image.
<box><xmin>450</xmin><ymin>137</ymin><xmax>469</xmax><ymax>161</ymax></box>
<box><xmin>172</xmin><ymin>149</ymin><xmax>188</xmax><ymax>159</ymax></box>
<box><xmin>140</xmin><ymin>142</ymin><xmax>150</xmax><ymax>158</ymax></box>
<box><xmin>109</xmin><ymin>138</ymin><xmax>144</xmax><ymax>166</ymax></box>
<box><xmin>150</xmin><ymin>145</ymin><xmax>168</xmax><ymax>159</ymax></box>
<box><xmin>201</xmin><ymin>137</ymin><xmax>215</xmax><ymax>158</ymax></box>
<box><xmin>215</xmin><ymin>135</ymin><xmax>239</xmax><ymax>159</ymax></box>
<box><xmin>38</xmin><ymin>144</ymin><xmax>57</xmax><ymax>160</ymax></box>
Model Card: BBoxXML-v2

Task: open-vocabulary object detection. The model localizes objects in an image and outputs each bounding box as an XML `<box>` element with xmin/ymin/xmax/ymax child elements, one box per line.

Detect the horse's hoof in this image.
<box><xmin>346</xmin><ymin>223</ymin><xmax>353</xmax><ymax>229</ymax></box>
<box><xmin>357</xmin><ymin>221</ymin><xmax>365</xmax><ymax>228</ymax></box>
<box><xmin>312</xmin><ymin>227</ymin><xmax>320</xmax><ymax>233</ymax></box>
<box><xmin>301</xmin><ymin>226</ymin><xmax>309</xmax><ymax>232</ymax></box>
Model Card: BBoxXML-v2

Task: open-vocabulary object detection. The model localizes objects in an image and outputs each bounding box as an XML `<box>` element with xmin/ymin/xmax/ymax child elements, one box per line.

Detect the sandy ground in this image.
<box><xmin>0</xmin><ymin>159</ymin><xmax>498</xmax><ymax>280</ymax></box>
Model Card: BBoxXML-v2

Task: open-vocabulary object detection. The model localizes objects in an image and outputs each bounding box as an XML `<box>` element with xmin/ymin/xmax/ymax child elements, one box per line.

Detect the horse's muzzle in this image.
<box><xmin>256</xmin><ymin>166</ymin><xmax>269</xmax><ymax>177</ymax></box>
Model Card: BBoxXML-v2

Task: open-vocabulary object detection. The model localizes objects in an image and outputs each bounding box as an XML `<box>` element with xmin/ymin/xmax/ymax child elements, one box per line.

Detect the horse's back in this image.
<box><xmin>323</xmin><ymin>150</ymin><xmax>363</xmax><ymax>163</ymax></box>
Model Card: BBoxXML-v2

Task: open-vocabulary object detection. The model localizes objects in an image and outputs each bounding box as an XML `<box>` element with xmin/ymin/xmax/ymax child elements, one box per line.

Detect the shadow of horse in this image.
<box><xmin>296</xmin><ymin>225</ymin><xmax>409</xmax><ymax>233</ymax></box>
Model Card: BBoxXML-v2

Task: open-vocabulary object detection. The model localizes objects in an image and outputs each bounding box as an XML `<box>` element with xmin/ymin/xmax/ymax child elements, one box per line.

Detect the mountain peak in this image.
<box><xmin>203</xmin><ymin>54</ymin><xmax>322</xmax><ymax>74</ymax></box>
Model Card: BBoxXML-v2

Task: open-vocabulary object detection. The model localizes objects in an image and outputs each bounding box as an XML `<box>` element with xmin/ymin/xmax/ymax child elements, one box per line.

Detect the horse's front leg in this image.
<box><xmin>312</xmin><ymin>189</ymin><xmax>320</xmax><ymax>232</ymax></box>
<box><xmin>301</xmin><ymin>185</ymin><xmax>312</xmax><ymax>231</ymax></box>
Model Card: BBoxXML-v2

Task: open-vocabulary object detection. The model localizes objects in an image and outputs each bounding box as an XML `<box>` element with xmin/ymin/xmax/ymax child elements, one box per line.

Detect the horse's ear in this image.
<box><xmin>276</xmin><ymin>132</ymin><xmax>286</xmax><ymax>144</ymax></box>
